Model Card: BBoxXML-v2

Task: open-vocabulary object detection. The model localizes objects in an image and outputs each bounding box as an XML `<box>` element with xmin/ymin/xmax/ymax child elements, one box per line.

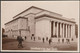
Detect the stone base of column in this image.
<box><xmin>58</xmin><ymin>38</ymin><xmax>70</xmax><ymax>43</ymax></box>
<box><xmin>51</xmin><ymin>38</ymin><xmax>77</xmax><ymax>43</ymax></box>
<box><xmin>51</xmin><ymin>38</ymin><xmax>67</xmax><ymax>43</ymax></box>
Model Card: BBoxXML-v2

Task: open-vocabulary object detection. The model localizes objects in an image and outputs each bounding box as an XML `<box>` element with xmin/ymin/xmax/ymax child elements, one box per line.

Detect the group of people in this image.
<box><xmin>31</xmin><ymin>36</ymin><xmax>35</xmax><ymax>41</ymax></box>
<box><xmin>42</xmin><ymin>38</ymin><xmax>52</xmax><ymax>45</ymax></box>
<box><xmin>17</xmin><ymin>36</ymin><xmax>52</xmax><ymax>48</ymax></box>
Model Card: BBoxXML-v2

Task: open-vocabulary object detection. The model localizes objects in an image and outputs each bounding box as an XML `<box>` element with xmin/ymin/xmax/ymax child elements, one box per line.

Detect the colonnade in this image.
<box><xmin>51</xmin><ymin>21</ymin><xmax>74</xmax><ymax>39</ymax></box>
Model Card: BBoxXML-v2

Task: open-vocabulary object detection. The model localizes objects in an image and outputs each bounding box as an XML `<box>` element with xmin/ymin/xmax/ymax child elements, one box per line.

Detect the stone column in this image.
<box><xmin>71</xmin><ymin>24</ymin><xmax>76</xmax><ymax>38</ymax></box>
<box><xmin>64</xmin><ymin>24</ymin><xmax>66</xmax><ymax>38</ymax></box>
<box><xmin>53</xmin><ymin>21</ymin><xmax>55</xmax><ymax>36</ymax></box>
<box><xmin>51</xmin><ymin>21</ymin><xmax>53</xmax><ymax>37</ymax></box>
<box><xmin>68</xmin><ymin>25</ymin><xmax>70</xmax><ymax>38</ymax></box>
<box><xmin>63</xmin><ymin>24</ymin><xmax>64</xmax><ymax>38</ymax></box>
<box><xmin>67</xmin><ymin>25</ymin><xmax>68</xmax><ymax>38</ymax></box>
<box><xmin>57</xmin><ymin>22</ymin><xmax>59</xmax><ymax>38</ymax></box>
<box><xmin>62</xmin><ymin>23</ymin><xmax>63</xmax><ymax>38</ymax></box>
<box><xmin>60</xmin><ymin>23</ymin><xmax>62</xmax><ymax>37</ymax></box>
<box><xmin>55</xmin><ymin>22</ymin><xmax>57</xmax><ymax>37</ymax></box>
<box><xmin>71</xmin><ymin>25</ymin><xmax>72</xmax><ymax>38</ymax></box>
<box><xmin>70</xmin><ymin>25</ymin><xmax>71</xmax><ymax>38</ymax></box>
<box><xmin>73</xmin><ymin>24</ymin><xmax>76</xmax><ymax>39</ymax></box>
<box><xmin>66</xmin><ymin>24</ymin><xmax>67</xmax><ymax>38</ymax></box>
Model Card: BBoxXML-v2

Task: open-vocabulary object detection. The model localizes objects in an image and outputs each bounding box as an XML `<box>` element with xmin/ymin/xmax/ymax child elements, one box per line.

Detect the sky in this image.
<box><xmin>1</xmin><ymin>1</ymin><xmax>79</xmax><ymax>28</ymax></box>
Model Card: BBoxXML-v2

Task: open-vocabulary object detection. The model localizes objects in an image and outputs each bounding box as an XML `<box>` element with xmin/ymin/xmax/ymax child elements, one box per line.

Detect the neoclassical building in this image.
<box><xmin>5</xmin><ymin>6</ymin><xmax>77</xmax><ymax>42</ymax></box>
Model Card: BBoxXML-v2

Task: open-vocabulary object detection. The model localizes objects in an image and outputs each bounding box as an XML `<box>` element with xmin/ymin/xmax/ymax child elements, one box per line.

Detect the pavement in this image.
<box><xmin>2</xmin><ymin>39</ymin><xmax>78</xmax><ymax>51</ymax></box>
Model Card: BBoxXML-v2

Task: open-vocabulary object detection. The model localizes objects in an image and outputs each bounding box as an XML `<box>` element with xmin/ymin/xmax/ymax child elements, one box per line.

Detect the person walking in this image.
<box><xmin>46</xmin><ymin>37</ymin><xmax>48</xmax><ymax>41</ymax></box>
<box><xmin>62</xmin><ymin>39</ymin><xmax>64</xmax><ymax>43</ymax></box>
<box><xmin>17</xmin><ymin>36</ymin><xmax>24</xmax><ymax>48</ymax></box>
<box><xmin>34</xmin><ymin>37</ymin><xmax>35</xmax><ymax>41</ymax></box>
<box><xmin>42</xmin><ymin>38</ymin><xmax>44</xmax><ymax>43</ymax></box>
<box><xmin>25</xmin><ymin>36</ymin><xmax>27</xmax><ymax>40</ymax></box>
<box><xmin>49</xmin><ymin>38</ymin><xmax>52</xmax><ymax>45</ymax></box>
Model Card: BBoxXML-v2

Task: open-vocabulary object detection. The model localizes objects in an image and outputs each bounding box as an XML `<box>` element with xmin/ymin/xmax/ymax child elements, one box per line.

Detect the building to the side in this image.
<box><xmin>5</xmin><ymin>6</ymin><xmax>77</xmax><ymax>43</ymax></box>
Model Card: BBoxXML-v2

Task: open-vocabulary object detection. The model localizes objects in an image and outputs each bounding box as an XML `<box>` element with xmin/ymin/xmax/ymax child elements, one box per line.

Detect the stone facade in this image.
<box><xmin>5</xmin><ymin>6</ymin><xmax>77</xmax><ymax>42</ymax></box>
<box><xmin>5</xmin><ymin>17</ymin><xmax>29</xmax><ymax>38</ymax></box>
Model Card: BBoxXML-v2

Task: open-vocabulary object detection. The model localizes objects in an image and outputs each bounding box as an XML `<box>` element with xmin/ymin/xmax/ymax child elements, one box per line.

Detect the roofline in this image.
<box><xmin>13</xmin><ymin>6</ymin><xmax>34</xmax><ymax>18</ymax></box>
<box><xmin>35</xmin><ymin>14</ymin><xmax>76</xmax><ymax>23</ymax></box>
<box><xmin>5</xmin><ymin>17</ymin><xmax>27</xmax><ymax>25</ymax></box>
<box><xmin>13</xmin><ymin>6</ymin><xmax>62</xmax><ymax>18</ymax></box>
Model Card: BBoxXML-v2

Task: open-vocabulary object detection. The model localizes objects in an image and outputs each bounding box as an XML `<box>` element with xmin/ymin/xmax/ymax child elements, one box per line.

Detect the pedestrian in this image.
<box><xmin>62</xmin><ymin>39</ymin><xmax>64</xmax><ymax>43</ymax></box>
<box><xmin>17</xmin><ymin>36</ymin><xmax>24</xmax><ymax>48</ymax></box>
<box><xmin>46</xmin><ymin>37</ymin><xmax>48</xmax><ymax>41</ymax></box>
<box><xmin>31</xmin><ymin>36</ymin><xmax>32</xmax><ymax>40</ymax></box>
<box><xmin>42</xmin><ymin>38</ymin><xmax>44</xmax><ymax>43</ymax></box>
<box><xmin>49</xmin><ymin>38</ymin><xmax>52</xmax><ymax>45</ymax></box>
<box><xmin>34</xmin><ymin>37</ymin><xmax>35</xmax><ymax>41</ymax></box>
<box><xmin>25</xmin><ymin>36</ymin><xmax>27</xmax><ymax>40</ymax></box>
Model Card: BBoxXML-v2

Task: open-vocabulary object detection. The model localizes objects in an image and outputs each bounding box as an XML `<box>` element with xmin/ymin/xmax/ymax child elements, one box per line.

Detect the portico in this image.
<box><xmin>50</xmin><ymin>20</ymin><xmax>75</xmax><ymax>42</ymax></box>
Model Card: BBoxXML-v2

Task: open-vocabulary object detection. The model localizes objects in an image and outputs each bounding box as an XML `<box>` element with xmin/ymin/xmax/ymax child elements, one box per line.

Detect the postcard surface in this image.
<box><xmin>1</xmin><ymin>1</ymin><xmax>79</xmax><ymax>52</ymax></box>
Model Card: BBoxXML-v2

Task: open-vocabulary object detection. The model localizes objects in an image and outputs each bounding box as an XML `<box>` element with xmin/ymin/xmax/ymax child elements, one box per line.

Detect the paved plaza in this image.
<box><xmin>2</xmin><ymin>39</ymin><xmax>77</xmax><ymax>51</ymax></box>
